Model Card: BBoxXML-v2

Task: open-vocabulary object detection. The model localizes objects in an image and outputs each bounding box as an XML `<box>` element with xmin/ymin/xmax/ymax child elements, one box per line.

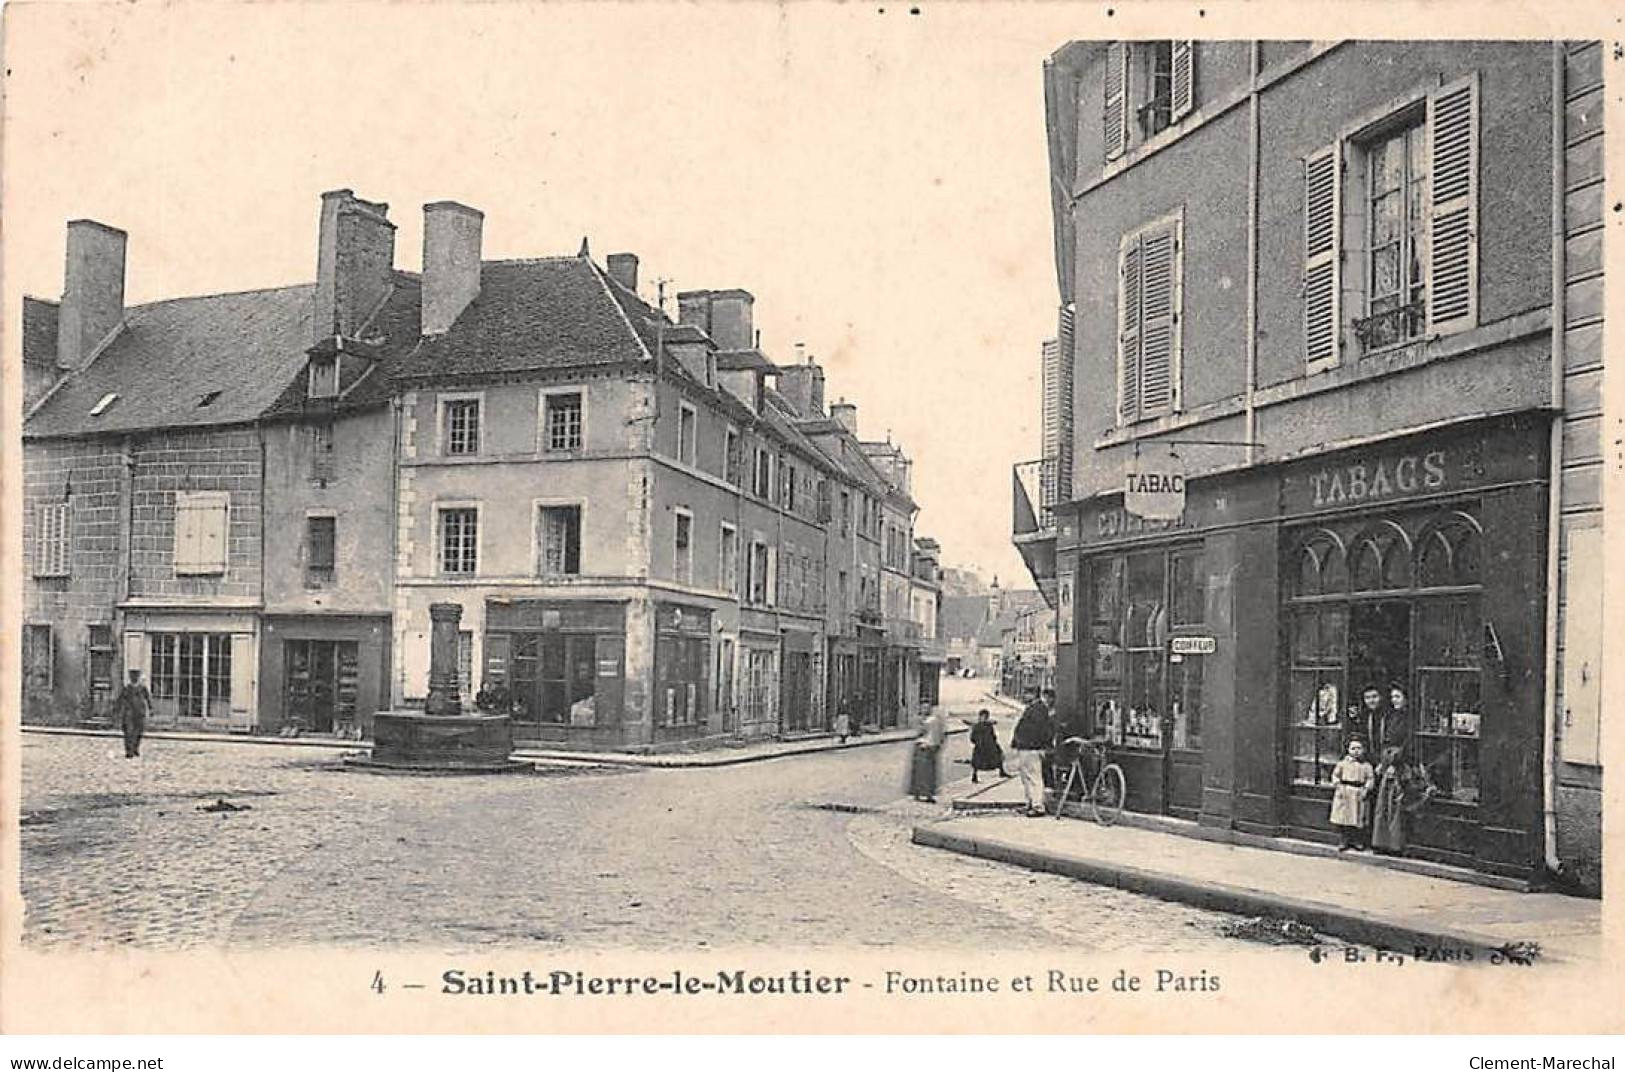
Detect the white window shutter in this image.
<box><xmin>173</xmin><ymin>495</ymin><xmax>200</xmax><ymax>573</ymax></box>
<box><xmin>123</xmin><ymin>631</ymin><xmax>148</xmax><ymax>684</ymax></box>
<box><xmin>1104</xmin><ymin>42</ymin><xmax>1128</xmax><ymax>161</ymax></box>
<box><xmin>1171</xmin><ymin>41</ymin><xmax>1195</xmax><ymax>121</ymax></box>
<box><xmin>1426</xmin><ymin>74</ymin><xmax>1478</xmax><ymax>336</ymax></box>
<box><xmin>767</xmin><ymin>546</ymin><xmax>778</xmax><ymax>606</ymax></box>
<box><xmin>229</xmin><ymin>633</ymin><xmax>256</xmax><ymax>728</ymax></box>
<box><xmin>200</xmin><ymin>497</ymin><xmax>229</xmax><ymax>572</ymax></box>
<box><xmin>1138</xmin><ymin>220</ymin><xmax>1179</xmax><ymax>417</ymax></box>
<box><xmin>1117</xmin><ymin>233</ymin><xmax>1142</xmax><ymax>423</ymax></box>
<box><xmin>1303</xmin><ymin>144</ymin><xmax>1342</xmax><ymax>368</ymax></box>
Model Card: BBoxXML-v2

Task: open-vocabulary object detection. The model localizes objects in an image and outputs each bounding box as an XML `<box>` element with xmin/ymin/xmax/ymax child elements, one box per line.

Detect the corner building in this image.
<box><xmin>1018</xmin><ymin>41</ymin><xmax>1603</xmax><ymax>888</ymax></box>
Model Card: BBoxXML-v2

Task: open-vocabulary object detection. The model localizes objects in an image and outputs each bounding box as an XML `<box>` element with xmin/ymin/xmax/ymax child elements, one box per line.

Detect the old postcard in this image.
<box><xmin>1</xmin><ymin>0</ymin><xmax>1620</xmax><ymax>1039</ymax></box>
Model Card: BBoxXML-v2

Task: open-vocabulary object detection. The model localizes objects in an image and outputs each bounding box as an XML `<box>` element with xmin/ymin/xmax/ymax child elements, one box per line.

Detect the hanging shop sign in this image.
<box><xmin>1056</xmin><ymin>574</ymin><xmax>1076</xmax><ymax>646</ymax></box>
<box><xmin>1124</xmin><ymin>447</ymin><xmax>1187</xmax><ymax>521</ymax></box>
<box><xmin>1170</xmin><ymin>636</ymin><xmax>1217</xmax><ymax>656</ymax></box>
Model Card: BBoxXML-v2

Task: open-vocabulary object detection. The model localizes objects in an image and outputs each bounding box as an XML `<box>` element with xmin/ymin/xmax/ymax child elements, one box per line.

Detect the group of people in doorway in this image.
<box><xmin>1329</xmin><ymin>683</ymin><xmax>1438</xmax><ymax>854</ymax></box>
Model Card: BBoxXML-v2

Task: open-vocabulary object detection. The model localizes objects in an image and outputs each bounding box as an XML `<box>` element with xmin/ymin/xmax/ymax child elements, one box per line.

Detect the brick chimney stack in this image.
<box><xmin>606</xmin><ymin>252</ymin><xmax>639</xmax><ymax>294</ymax></box>
<box><xmin>56</xmin><ymin>219</ymin><xmax>127</xmax><ymax>372</ymax></box>
<box><xmin>313</xmin><ymin>190</ymin><xmax>396</xmax><ymax>344</ymax></box>
<box><xmin>421</xmin><ymin>200</ymin><xmax>484</xmax><ymax>336</ymax></box>
<box><xmin>708</xmin><ymin>290</ymin><xmax>754</xmax><ymax>350</ymax></box>
<box><xmin>777</xmin><ymin>349</ymin><xmax>826</xmax><ymax>418</ymax></box>
<box><xmin>831</xmin><ymin>399</ymin><xmax>858</xmax><ymax>436</ymax></box>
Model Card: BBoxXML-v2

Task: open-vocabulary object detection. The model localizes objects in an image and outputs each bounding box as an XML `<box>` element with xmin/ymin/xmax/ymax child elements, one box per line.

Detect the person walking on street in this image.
<box><xmin>907</xmin><ymin>707</ymin><xmax>948</xmax><ymax>802</ymax></box>
<box><xmin>965</xmin><ymin>709</ymin><xmax>1007</xmax><ymax>783</ymax></box>
<box><xmin>114</xmin><ymin>668</ymin><xmax>152</xmax><ymax>759</ymax></box>
<box><xmin>834</xmin><ymin>705</ymin><xmax>852</xmax><ymax>745</ymax></box>
<box><xmin>1010</xmin><ymin>689</ymin><xmax>1055</xmax><ymax>816</ymax></box>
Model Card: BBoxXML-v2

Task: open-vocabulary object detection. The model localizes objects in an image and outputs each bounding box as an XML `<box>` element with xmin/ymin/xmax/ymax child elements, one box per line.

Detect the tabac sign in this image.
<box><xmin>1124</xmin><ymin>447</ymin><xmax>1187</xmax><ymax>521</ymax></box>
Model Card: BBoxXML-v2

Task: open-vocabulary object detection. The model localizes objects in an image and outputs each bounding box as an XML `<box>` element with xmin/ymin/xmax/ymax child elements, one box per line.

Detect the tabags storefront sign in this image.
<box><xmin>1280</xmin><ymin>416</ymin><xmax>1543</xmax><ymax>517</ymax></box>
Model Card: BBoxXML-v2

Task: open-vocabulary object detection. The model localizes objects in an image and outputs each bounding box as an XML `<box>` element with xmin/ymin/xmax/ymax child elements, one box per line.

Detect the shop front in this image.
<box><xmin>780</xmin><ymin>626</ymin><xmax>823</xmax><ymax>733</ymax></box>
<box><xmin>1064</xmin><ymin>412</ymin><xmax>1550</xmax><ymax>878</ymax></box>
<box><xmin>259</xmin><ymin>614</ymin><xmax>390</xmax><ymax>736</ymax></box>
<box><xmin>481</xmin><ymin>598</ymin><xmax>628</xmax><ymax>748</ymax></box>
<box><xmin>120</xmin><ymin>606</ymin><xmax>259</xmax><ymax>732</ymax></box>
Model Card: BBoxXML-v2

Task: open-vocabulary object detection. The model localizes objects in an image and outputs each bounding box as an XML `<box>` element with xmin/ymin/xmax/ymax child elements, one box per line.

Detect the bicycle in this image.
<box><xmin>1054</xmin><ymin>735</ymin><xmax>1126</xmax><ymax>825</ymax></box>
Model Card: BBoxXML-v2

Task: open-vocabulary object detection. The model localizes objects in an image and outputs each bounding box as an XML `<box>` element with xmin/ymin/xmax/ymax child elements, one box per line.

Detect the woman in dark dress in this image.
<box><xmin>966</xmin><ymin>710</ymin><xmax>1008</xmax><ymax>783</ymax></box>
<box><xmin>1370</xmin><ymin>743</ymin><xmax>1436</xmax><ymax>854</ymax></box>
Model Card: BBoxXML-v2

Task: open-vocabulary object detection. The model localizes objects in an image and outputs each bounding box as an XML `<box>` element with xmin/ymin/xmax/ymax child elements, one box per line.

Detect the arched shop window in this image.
<box><xmin>1293</xmin><ymin>529</ymin><xmax>1346</xmax><ymax>598</ymax></box>
<box><xmin>1286</xmin><ymin>507</ymin><xmax>1482</xmax><ymax>804</ymax></box>
<box><xmin>1411</xmin><ymin>511</ymin><xmax>1484</xmax><ymax>804</ymax></box>
<box><xmin>1349</xmin><ymin>521</ymin><xmax>1411</xmax><ymax>592</ymax></box>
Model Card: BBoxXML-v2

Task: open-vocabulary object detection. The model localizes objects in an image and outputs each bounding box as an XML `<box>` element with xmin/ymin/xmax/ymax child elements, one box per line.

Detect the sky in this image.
<box><xmin>1</xmin><ymin>2</ymin><xmax>1107</xmax><ymax>587</ymax></box>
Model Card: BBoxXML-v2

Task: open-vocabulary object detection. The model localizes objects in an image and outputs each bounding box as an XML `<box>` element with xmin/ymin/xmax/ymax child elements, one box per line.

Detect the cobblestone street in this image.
<box><xmin>21</xmin><ymin>723</ymin><xmax>1318</xmax><ymax>958</ymax></box>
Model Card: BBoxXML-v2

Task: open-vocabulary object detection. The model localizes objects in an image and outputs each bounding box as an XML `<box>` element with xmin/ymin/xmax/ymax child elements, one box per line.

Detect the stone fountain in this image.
<box><xmin>346</xmin><ymin>602</ymin><xmax>528</xmax><ymax>773</ymax></box>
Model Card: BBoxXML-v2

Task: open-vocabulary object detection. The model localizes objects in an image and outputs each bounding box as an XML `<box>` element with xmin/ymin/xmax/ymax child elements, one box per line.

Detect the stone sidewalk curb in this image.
<box><xmin>21</xmin><ymin>722</ymin><xmax>965</xmax><ymax>769</ymax></box>
<box><xmin>911</xmin><ymin>823</ymin><xmax>1545</xmax><ymax>961</ymax></box>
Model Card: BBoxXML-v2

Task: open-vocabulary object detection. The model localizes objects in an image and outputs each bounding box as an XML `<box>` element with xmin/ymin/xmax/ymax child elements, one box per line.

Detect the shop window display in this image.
<box><xmin>1087</xmin><ymin>546</ymin><xmax>1205</xmax><ymax>752</ymax></box>
<box><xmin>1284</xmin><ymin>507</ymin><xmax>1483</xmax><ymax>801</ymax></box>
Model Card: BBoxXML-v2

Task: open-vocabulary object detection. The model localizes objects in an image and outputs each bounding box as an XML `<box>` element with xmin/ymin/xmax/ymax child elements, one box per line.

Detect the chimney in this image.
<box><xmin>313</xmin><ymin>190</ymin><xmax>396</xmax><ymax>344</ymax></box>
<box><xmin>56</xmin><ymin>220</ymin><xmax>127</xmax><ymax>372</ymax></box>
<box><xmin>421</xmin><ymin>200</ymin><xmax>484</xmax><ymax>336</ymax></box>
<box><xmin>777</xmin><ymin>351</ymin><xmax>825</xmax><ymax>417</ymax></box>
<box><xmin>830</xmin><ymin>399</ymin><xmax>858</xmax><ymax>436</ymax></box>
<box><xmin>708</xmin><ymin>289</ymin><xmax>754</xmax><ymax>350</ymax></box>
<box><xmin>677</xmin><ymin>290</ymin><xmax>712</xmax><ymax>334</ymax></box>
<box><xmin>606</xmin><ymin>252</ymin><xmax>639</xmax><ymax>294</ymax></box>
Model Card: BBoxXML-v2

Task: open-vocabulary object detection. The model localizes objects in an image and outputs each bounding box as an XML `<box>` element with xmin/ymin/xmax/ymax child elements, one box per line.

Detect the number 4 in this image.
<box><xmin>371</xmin><ymin>971</ymin><xmax>386</xmax><ymax>995</ymax></box>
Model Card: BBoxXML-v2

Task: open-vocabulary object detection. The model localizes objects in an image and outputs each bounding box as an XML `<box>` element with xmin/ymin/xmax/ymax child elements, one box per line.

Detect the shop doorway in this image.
<box><xmin>284</xmin><ymin>639</ymin><xmax>360</xmax><ymax>734</ymax></box>
<box><xmin>1085</xmin><ymin>547</ymin><xmax>1207</xmax><ymax>819</ymax></box>
<box><xmin>1349</xmin><ymin>600</ymin><xmax>1412</xmax><ymax>747</ymax></box>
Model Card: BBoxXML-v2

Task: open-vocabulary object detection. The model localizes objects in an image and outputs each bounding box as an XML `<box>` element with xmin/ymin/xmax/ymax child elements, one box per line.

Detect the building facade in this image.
<box><xmin>23</xmin><ymin>191</ymin><xmax>943</xmax><ymax>753</ymax></box>
<box><xmin>1017</xmin><ymin>40</ymin><xmax>1602</xmax><ymax>889</ymax></box>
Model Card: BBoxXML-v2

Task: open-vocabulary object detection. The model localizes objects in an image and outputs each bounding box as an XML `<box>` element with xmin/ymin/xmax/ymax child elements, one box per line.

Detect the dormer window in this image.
<box><xmin>89</xmin><ymin>392</ymin><xmax>119</xmax><ymax>417</ymax></box>
<box><xmin>308</xmin><ymin>356</ymin><xmax>339</xmax><ymax>399</ymax></box>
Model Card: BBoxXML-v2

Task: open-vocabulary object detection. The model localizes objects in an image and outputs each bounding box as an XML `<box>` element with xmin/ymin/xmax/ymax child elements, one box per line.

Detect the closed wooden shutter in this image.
<box><xmin>1104</xmin><ymin>42</ymin><xmax>1128</xmax><ymax>160</ymax></box>
<box><xmin>1303</xmin><ymin>144</ymin><xmax>1342</xmax><ymax>368</ymax></box>
<box><xmin>198</xmin><ymin>496</ymin><xmax>228</xmax><ymax>572</ymax></box>
<box><xmin>1117</xmin><ymin>234</ymin><xmax>1143</xmax><ymax>422</ymax></box>
<box><xmin>229</xmin><ymin>633</ymin><xmax>256</xmax><ymax>729</ymax></box>
<box><xmin>483</xmin><ymin>632</ymin><xmax>512</xmax><ymax>688</ymax></box>
<box><xmin>1138</xmin><ymin>219</ymin><xmax>1180</xmax><ymax>416</ymax></box>
<box><xmin>34</xmin><ymin>502</ymin><xmax>70</xmax><ymax>577</ymax></box>
<box><xmin>1561</xmin><ymin>526</ymin><xmax>1603</xmax><ymax>766</ymax></box>
<box><xmin>1426</xmin><ymin>75</ymin><xmax>1478</xmax><ymax>335</ymax></box>
<box><xmin>1170</xmin><ymin>41</ymin><xmax>1195</xmax><ymax>121</ymax></box>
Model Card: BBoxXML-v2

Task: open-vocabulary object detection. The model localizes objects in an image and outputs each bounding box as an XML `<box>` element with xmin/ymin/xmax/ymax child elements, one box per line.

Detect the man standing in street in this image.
<box><xmin>1010</xmin><ymin>687</ymin><xmax>1055</xmax><ymax>817</ymax></box>
<box><xmin>114</xmin><ymin>668</ymin><xmax>152</xmax><ymax>758</ymax></box>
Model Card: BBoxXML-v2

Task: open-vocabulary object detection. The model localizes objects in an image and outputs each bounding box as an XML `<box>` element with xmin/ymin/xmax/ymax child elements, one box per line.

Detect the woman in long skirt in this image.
<box><xmin>908</xmin><ymin>709</ymin><xmax>948</xmax><ymax>801</ymax></box>
<box><xmin>1370</xmin><ymin>744</ymin><xmax>1435</xmax><ymax>854</ymax></box>
<box><xmin>966</xmin><ymin>710</ymin><xmax>1008</xmax><ymax>783</ymax></box>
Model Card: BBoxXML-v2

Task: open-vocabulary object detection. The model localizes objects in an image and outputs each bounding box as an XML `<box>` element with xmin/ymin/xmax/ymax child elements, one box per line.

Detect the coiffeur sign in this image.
<box><xmin>1124</xmin><ymin>446</ymin><xmax>1186</xmax><ymax>521</ymax></box>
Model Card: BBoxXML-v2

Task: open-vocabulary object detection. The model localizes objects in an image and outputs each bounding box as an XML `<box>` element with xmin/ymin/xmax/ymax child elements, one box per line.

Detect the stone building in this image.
<box><xmin>1017</xmin><ymin>40</ymin><xmax>1603</xmax><ymax>890</ymax></box>
<box><xmin>22</xmin><ymin>189</ymin><xmax>938</xmax><ymax>751</ymax></box>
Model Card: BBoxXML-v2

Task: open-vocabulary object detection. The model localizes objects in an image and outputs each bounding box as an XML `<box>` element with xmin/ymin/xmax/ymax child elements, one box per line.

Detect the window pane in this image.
<box><xmin>1372</xmin><ymin>242</ymin><xmax>1401</xmax><ymax>294</ymax></box>
<box><xmin>1169</xmin><ymin>655</ymin><xmax>1202</xmax><ymax>749</ymax></box>
<box><xmin>1170</xmin><ymin>551</ymin><xmax>1204</xmax><ymax>625</ymax></box>
<box><xmin>1351</xmin><ymin>540</ymin><xmax>1382</xmax><ymax>591</ymax></box>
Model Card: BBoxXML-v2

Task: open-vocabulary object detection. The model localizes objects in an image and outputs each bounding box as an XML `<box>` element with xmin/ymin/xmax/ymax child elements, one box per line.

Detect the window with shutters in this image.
<box><xmin>1104</xmin><ymin>41</ymin><xmax>1195</xmax><ymax>163</ymax></box>
<box><xmin>720</xmin><ymin>523</ymin><xmax>739</xmax><ymax>595</ymax></box>
<box><xmin>673</xmin><ymin>509</ymin><xmax>693</xmax><ymax>586</ymax></box>
<box><xmin>1307</xmin><ymin>76</ymin><xmax>1479</xmax><ymax>369</ymax></box>
<box><xmin>34</xmin><ymin>501</ymin><xmax>71</xmax><ymax>578</ymax></box>
<box><xmin>173</xmin><ymin>491</ymin><xmax>229</xmax><ymax>575</ymax></box>
<box><xmin>1116</xmin><ymin>211</ymin><xmax>1184</xmax><ymax>424</ymax></box>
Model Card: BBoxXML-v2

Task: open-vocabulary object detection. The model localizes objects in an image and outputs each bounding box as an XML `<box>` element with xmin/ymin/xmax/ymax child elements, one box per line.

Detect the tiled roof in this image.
<box><xmin>260</xmin><ymin>272</ymin><xmax>423</xmax><ymax>419</ymax></box>
<box><xmin>25</xmin><ymin>284</ymin><xmax>318</xmax><ymax>438</ymax></box>
<box><xmin>391</xmin><ymin>257</ymin><xmax>650</xmax><ymax>382</ymax></box>
<box><xmin>22</xmin><ymin>297</ymin><xmax>58</xmax><ymax>368</ymax></box>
